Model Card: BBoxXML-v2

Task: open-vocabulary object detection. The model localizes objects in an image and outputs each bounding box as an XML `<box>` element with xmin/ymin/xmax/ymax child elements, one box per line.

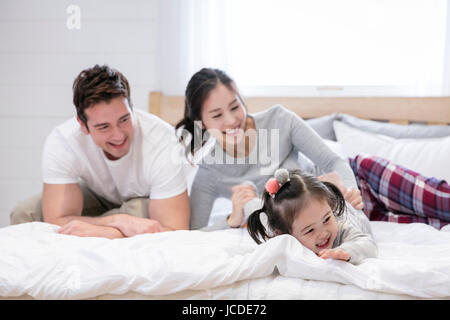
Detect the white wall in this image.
<box><xmin>0</xmin><ymin>0</ymin><xmax>160</xmax><ymax>227</ymax></box>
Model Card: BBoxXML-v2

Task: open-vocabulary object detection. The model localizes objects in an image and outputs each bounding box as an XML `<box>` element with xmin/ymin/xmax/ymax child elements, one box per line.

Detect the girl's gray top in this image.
<box><xmin>189</xmin><ymin>105</ymin><xmax>366</xmax><ymax>231</ymax></box>
<box><xmin>334</xmin><ymin>218</ymin><xmax>378</xmax><ymax>265</ymax></box>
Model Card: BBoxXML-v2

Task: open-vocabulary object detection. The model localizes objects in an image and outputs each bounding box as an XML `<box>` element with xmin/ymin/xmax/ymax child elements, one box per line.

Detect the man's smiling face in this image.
<box><xmin>78</xmin><ymin>96</ymin><xmax>134</xmax><ymax>160</ymax></box>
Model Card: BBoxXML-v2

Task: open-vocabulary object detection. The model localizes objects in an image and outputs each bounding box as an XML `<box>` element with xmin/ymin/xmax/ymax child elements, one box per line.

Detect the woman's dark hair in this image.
<box><xmin>175</xmin><ymin>68</ymin><xmax>243</xmax><ymax>159</ymax></box>
<box><xmin>73</xmin><ymin>64</ymin><xmax>132</xmax><ymax>130</ymax></box>
<box><xmin>247</xmin><ymin>170</ymin><xmax>346</xmax><ymax>244</ymax></box>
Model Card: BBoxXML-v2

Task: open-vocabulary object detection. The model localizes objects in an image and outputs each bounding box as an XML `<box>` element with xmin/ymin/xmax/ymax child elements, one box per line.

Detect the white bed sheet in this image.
<box><xmin>1</xmin><ymin>218</ymin><xmax>450</xmax><ymax>300</ymax></box>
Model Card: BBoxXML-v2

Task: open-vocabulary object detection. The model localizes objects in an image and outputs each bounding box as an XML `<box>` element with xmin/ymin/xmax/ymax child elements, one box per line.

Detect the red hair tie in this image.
<box><xmin>265</xmin><ymin>169</ymin><xmax>290</xmax><ymax>198</ymax></box>
<box><xmin>265</xmin><ymin>178</ymin><xmax>280</xmax><ymax>196</ymax></box>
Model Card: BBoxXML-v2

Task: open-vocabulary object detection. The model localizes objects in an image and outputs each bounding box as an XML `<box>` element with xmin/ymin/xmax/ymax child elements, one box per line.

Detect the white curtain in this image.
<box><xmin>158</xmin><ymin>0</ymin><xmax>450</xmax><ymax>96</ymax></box>
<box><xmin>157</xmin><ymin>0</ymin><xmax>229</xmax><ymax>95</ymax></box>
<box><xmin>443</xmin><ymin>1</ymin><xmax>450</xmax><ymax>95</ymax></box>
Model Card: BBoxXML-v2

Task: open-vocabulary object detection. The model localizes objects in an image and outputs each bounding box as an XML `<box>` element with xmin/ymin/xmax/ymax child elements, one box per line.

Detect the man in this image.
<box><xmin>10</xmin><ymin>65</ymin><xmax>190</xmax><ymax>238</ymax></box>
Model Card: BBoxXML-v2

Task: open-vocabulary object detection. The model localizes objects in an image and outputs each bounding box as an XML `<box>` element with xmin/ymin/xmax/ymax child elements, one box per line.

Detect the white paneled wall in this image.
<box><xmin>0</xmin><ymin>0</ymin><xmax>160</xmax><ymax>227</ymax></box>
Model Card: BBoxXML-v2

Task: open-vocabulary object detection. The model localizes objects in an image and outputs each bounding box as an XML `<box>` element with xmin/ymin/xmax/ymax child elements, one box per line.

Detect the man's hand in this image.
<box><xmin>57</xmin><ymin>215</ymin><xmax>163</xmax><ymax>239</ymax></box>
<box><xmin>110</xmin><ymin>214</ymin><xmax>163</xmax><ymax>237</ymax></box>
<box><xmin>58</xmin><ymin>220</ymin><xmax>124</xmax><ymax>239</ymax></box>
<box><xmin>318</xmin><ymin>248</ymin><xmax>351</xmax><ymax>262</ymax></box>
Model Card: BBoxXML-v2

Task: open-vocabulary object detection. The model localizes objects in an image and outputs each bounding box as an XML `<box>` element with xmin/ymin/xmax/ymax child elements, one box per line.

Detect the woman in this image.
<box><xmin>176</xmin><ymin>68</ymin><xmax>364</xmax><ymax>231</ymax></box>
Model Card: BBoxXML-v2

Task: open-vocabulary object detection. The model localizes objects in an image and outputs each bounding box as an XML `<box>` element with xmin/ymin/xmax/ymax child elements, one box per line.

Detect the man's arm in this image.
<box><xmin>42</xmin><ymin>183</ymin><xmax>124</xmax><ymax>238</ymax></box>
<box><xmin>106</xmin><ymin>191</ymin><xmax>190</xmax><ymax>236</ymax></box>
<box><xmin>149</xmin><ymin>190</ymin><xmax>190</xmax><ymax>231</ymax></box>
<box><xmin>43</xmin><ymin>182</ymin><xmax>189</xmax><ymax>237</ymax></box>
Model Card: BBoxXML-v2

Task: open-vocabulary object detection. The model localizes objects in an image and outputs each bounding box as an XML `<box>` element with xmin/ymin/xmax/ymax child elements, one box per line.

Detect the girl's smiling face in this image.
<box><xmin>290</xmin><ymin>198</ymin><xmax>339</xmax><ymax>255</ymax></box>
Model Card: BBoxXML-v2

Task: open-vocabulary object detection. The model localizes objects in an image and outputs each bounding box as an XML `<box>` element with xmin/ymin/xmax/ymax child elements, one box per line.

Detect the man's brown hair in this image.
<box><xmin>73</xmin><ymin>64</ymin><xmax>132</xmax><ymax>129</ymax></box>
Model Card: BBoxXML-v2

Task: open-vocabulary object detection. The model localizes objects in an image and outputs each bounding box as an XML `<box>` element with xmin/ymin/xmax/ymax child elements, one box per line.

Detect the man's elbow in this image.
<box><xmin>164</xmin><ymin>211</ymin><xmax>190</xmax><ymax>231</ymax></box>
<box><xmin>43</xmin><ymin>216</ymin><xmax>64</xmax><ymax>226</ymax></box>
<box><xmin>42</xmin><ymin>212</ymin><xmax>72</xmax><ymax>226</ymax></box>
<box><xmin>168</xmin><ymin>218</ymin><xmax>190</xmax><ymax>231</ymax></box>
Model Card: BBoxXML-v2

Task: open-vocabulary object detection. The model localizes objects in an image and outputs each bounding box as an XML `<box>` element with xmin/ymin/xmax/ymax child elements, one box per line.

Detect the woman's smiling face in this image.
<box><xmin>200</xmin><ymin>83</ymin><xmax>248</xmax><ymax>149</ymax></box>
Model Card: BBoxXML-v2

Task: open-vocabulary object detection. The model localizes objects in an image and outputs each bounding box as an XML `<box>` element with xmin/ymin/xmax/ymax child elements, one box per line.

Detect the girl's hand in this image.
<box><xmin>228</xmin><ymin>184</ymin><xmax>258</xmax><ymax>227</ymax></box>
<box><xmin>318</xmin><ymin>248</ymin><xmax>351</xmax><ymax>262</ymax></box>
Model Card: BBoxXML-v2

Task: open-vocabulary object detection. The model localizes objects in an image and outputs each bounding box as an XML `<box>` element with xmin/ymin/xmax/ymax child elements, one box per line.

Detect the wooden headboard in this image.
<box><xmin>148</xmin><ymin>91</ymin><xmax>450</xmax><ymax>126</ymax></box>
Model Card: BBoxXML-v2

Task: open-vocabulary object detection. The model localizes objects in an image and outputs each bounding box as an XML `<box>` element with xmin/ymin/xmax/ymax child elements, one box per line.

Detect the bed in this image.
<box><xmin>1</xmin><ymin>93</ymin><xmax>450</xmax><ymax>300</ymax></box>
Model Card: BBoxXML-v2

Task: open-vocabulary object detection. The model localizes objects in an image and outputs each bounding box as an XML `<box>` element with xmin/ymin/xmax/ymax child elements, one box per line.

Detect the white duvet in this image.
<box><xmin>1</xmin><ymin>221</ymin><xmax>450</xmax><ymax>300</ymax></box>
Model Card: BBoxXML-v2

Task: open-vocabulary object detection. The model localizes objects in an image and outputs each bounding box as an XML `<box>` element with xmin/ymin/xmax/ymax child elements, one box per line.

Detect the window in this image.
<box><xmin>225</xmin><ymin>0</ymin><xmax>448</xmax><ymax>96</ymax></box>
<box><xmin>159</xmin><ymin>0</ymin><xmax>450</xmax><ymax>96</ymax></box>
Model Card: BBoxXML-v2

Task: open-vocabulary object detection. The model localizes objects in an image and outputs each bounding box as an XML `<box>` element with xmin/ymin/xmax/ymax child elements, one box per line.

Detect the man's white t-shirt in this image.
<box><xmin>42</xmin><ymin>109</ymin><xmax>187</xmax><ymax>205</ymax></box>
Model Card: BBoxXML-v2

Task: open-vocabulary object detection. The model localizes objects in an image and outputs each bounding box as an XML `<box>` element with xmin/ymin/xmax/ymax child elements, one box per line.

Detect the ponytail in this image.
<box><xmin>175</xmin><ymin>113</ymin><xmax>207</xmax><ymax>160</ymax></box>
<box><xmin>321</xmin><ymin>181</ymin><xmax>346</xmax><ymax>217</ymax></box>
<box><xmin>247</xmin><ymin>208</ymin><xmax>272</xmax><ymax>245</ymax></box>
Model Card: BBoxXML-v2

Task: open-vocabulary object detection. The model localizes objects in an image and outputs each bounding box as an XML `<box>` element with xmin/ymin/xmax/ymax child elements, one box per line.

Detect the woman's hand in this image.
<box><xmin>344</xmin><ymin>187</ymin><xmax>364</xmax><ymax>210</ymax></box>
<box><xmin>228</xmin><ymin>184</ymin><xmax>258</xmax><ymax>227</ymax></box>
<box><xmin>318</xmin><ymin>248</ymin><xmax>351</xmax><ymax>262</ymax></box>
<box><xmin>318</xmin><ymin>172</ymin><xmax>363</xmax><ymax>210</ymax></box>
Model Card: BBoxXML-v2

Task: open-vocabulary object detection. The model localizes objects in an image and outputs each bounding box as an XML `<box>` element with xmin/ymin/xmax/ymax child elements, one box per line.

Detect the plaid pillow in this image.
<box><xmin>349</xmin><ymin>155</ymin><xmax>450</xmax><ymax>230</ymax></box>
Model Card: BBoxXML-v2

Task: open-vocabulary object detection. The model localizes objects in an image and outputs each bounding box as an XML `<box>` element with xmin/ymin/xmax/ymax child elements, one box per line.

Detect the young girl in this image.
<box><xmin>247</xmin><ymin>168</ymin><xmax>378</xmax><ymax>265</ymax></box>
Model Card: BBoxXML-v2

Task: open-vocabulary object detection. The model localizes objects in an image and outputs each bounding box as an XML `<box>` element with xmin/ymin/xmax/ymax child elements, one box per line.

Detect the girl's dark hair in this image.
<box><xmin>247</xmin><ymin>170</ymin><xmax>346</xmax><ymax>244</ymax></box>
<box><xmin>175</xmin><ymin>68</ymin><xmax>243</xmax><ymax>159</ymax></box>
<box><xmin>73</xmin><ymin>64</ymin><xmax>132</xmax><ymax>130</ymax></box>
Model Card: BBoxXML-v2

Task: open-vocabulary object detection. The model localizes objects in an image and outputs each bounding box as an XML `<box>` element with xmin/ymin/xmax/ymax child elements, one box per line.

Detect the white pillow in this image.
<box><xmin>333</xmin><ymin>120</ymin><xmax>450</xmax><ymax>182</ymax></box>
